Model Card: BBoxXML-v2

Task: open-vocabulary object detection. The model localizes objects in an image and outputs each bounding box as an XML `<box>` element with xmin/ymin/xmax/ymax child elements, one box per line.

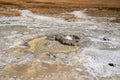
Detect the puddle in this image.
<box><xmin>27</xmin><ymin>36</ymin><xmax>79</xmax><ymax>53</ymax></box>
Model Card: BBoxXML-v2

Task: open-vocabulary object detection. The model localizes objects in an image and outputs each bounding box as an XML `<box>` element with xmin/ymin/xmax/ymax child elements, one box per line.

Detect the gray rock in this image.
<box><xmin>48</xmin><ymin>33</ymin><xmax>84</xmax><ymax>46</ymax></box>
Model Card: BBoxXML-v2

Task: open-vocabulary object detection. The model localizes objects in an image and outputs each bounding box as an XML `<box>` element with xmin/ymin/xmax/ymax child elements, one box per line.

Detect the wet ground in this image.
<box><xmin>0</xmin><ymin>8</ymin><xmax>120</xmax><ymax>80</ymax></box>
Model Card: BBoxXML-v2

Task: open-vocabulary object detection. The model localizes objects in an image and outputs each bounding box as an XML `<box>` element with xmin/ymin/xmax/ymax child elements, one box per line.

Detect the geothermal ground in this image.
<box><xmin>0</xmin><ymin>8</ymin><xmax>120</xmax><ymax>80</ymax></box>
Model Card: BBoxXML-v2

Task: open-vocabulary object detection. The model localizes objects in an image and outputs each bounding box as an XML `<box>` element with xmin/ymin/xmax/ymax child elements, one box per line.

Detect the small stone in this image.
<box><xmin>103</xmin><ymin>37</ymin><xmax>110</xmax><ymax>41</ymax></box>
<box><xmin>108</xmin><ymin>63</ymin><xmax>116</xmax><ymax>67</ymax></box>
<box><xmin>55</xmin><ymin>34</ymin><xmax>81</xmax><ymax>46</ymax></box>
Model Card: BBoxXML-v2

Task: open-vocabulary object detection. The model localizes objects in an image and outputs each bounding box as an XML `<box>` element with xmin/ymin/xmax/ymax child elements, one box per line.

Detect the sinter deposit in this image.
<box><xmin>0</xmin><ymin>9</ymin><xmax>120</xmax><ymax>80</ymax></box>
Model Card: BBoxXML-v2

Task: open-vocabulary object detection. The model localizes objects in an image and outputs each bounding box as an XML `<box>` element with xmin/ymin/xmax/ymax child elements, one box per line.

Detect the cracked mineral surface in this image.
<box><xmin>0</xmin><ymin>9</ymin><xmax>120</xmax><ymax>80</ymax></box>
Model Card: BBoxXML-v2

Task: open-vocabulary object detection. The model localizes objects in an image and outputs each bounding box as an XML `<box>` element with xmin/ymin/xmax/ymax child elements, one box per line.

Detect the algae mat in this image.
<box><xmin>27</xmin><ymin>36</ymin><xmax>79</xmax><ymax>53</ymax></box>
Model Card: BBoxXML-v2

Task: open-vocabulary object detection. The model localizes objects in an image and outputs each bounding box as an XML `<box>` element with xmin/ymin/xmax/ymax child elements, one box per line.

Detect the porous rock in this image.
<box><xmin>48</xmin><ymin>33</ymin><xmax>82</xmax><ymax>46</ymax></box>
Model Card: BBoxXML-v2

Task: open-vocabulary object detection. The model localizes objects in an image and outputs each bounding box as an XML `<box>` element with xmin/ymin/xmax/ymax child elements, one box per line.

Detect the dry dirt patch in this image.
<box><xmin>0</xmin><ymin>0</ymin><xmax>120</xmax><ymax>16</ymax></box>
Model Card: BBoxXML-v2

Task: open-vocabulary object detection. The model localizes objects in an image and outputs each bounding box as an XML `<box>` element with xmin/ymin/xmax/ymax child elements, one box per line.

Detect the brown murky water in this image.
<box><xmin>27</xmin><ymin>36</ymin><xmax>79</xmax><ymax>53</ymax></box>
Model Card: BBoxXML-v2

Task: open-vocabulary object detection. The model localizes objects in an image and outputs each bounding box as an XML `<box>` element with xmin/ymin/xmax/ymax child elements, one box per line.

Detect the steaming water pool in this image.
<box><xmin>0</xmin><ymin>9</ymin><xmax>120</xmax><ymax>80</ymax></box>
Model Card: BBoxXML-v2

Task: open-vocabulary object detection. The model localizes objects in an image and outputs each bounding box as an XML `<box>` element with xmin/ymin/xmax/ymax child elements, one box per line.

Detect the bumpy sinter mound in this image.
<box><xmin>27</xmin><ymin>36</ymin><xmax>80</xmax><ymax>53</ymax></box>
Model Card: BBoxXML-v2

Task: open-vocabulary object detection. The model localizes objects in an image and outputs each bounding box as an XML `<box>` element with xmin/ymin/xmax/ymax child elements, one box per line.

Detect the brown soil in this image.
<box><xmin>0</xmin><ymin>8</ymin><xmax>20</xmax><ymax>16</ymax></box>
<box><xmin>0</xmin><ymin>0</ymin><xmax>120</xmax><ymax>16</ymax></box>
<box><xmin>3</xmin><ymin>62</ymin><xmax>74</xmax><ymax>80</ymax></box>
<box><xmin>85</xmin><ymin>8</ymin><xmax>120</xmax><ymax>17</ymax></box>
